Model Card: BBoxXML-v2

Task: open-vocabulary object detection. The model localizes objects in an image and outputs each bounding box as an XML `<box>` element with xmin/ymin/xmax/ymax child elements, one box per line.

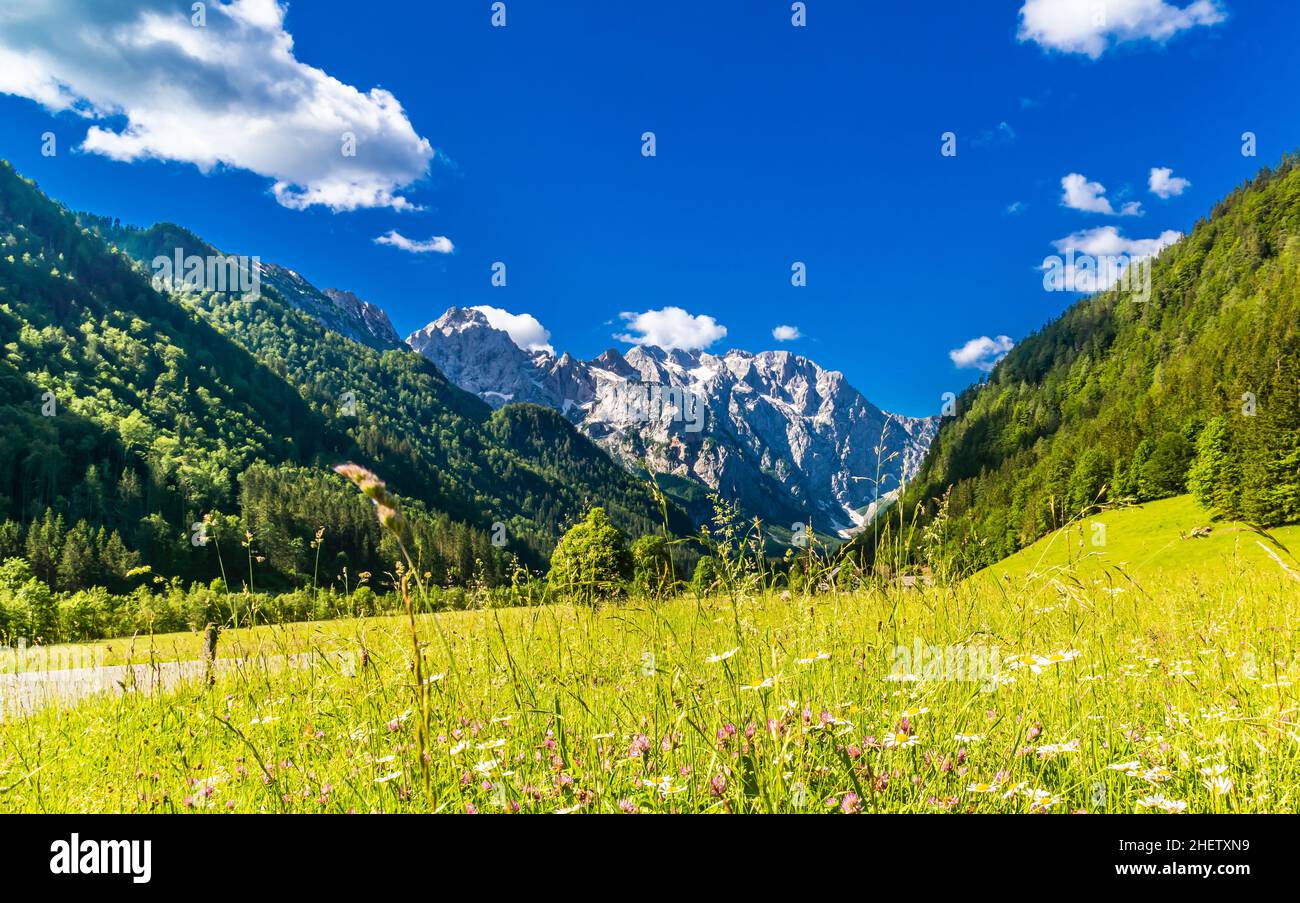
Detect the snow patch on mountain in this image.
<box><xmin>407</xmin><ymin>307</ymin><xmax>939</xmax><ymax>535</ymax></box>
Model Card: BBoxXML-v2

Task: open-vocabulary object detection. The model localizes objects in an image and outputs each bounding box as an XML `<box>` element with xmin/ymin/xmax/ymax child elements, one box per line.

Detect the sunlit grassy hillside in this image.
<box><xmin>978</xmin><ymin>495</ymin><xmax>1300</xmax><ymax>585</ymax></box>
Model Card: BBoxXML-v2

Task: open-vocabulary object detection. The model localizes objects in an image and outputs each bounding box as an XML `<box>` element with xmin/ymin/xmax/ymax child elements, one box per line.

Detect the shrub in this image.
<box><xmin>632</xmin><ymin>534</ymin><xmax>673</xmax><ymax>597</ymax></box>
<box><xmin>548</xmin><ymin>508</ymin><xmax>633</xmax><ymax>604</ymax></box>
<box><xmin>692</xmin><ymin>555</ymin><xmax>718</xmax><ymax>595</ymax></box>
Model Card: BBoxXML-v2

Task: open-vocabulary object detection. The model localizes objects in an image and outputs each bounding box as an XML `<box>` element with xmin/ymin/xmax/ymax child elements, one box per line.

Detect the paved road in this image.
<box><xmin>0</xmin><ymin>652</ymin><xmax>354</xmax><ymax>720</ymax></box>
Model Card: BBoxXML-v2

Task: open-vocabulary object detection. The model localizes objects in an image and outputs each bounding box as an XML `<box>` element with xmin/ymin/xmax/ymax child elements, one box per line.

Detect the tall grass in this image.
<box><xmin>2</xmin><ymin>488</ymin><xmax>1297</xmax><ymax>813</ymax></box>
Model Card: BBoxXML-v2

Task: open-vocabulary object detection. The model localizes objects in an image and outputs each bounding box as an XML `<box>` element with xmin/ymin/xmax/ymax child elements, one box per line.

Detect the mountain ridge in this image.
<box><xmin>0</xmin><ymin>159</ymin><xmax>686</xmax><ymax>593</ymax></box>
<box><xmin>408</xmin><ymin>306</ymin><xmax>939</xmax><ymax>535</ymax></box>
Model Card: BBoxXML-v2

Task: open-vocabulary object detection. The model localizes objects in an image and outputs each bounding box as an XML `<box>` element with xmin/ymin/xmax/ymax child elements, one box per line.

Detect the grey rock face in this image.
<box><xmin>408</xmin><ymin>308</ymin><xmax>938</xmax><ymax>535</ymax></box>
<box><xmin>254</xmin><ymin>262</ymin><xmax>403</xmax><ymax>350</ymax></box>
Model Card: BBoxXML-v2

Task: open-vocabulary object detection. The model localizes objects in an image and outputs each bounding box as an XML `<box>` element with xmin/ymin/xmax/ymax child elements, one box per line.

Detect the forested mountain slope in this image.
<box><xmin>0</xmin><ymin>160</ymin><xmax>682</xmax><ymax>593</ymax></box>
<box><xmin>900</xmin><ymin>154</ymin><xmax>1300</xmax><ymax>573</ymax></box>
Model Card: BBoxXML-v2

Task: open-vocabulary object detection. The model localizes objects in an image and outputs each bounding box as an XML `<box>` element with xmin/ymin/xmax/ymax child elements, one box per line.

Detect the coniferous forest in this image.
<box><xmin>0</xmin><ymin>160</ymin><xmax>688</xmax><ymax>640</ymax></box>
<box><xmin>894</xmin><ymin>154</ymin><xmax>1300</xmax><ymax>574</ymax></box>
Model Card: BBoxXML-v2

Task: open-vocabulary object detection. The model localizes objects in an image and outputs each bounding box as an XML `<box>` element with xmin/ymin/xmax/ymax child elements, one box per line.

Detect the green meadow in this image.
<box><xmin>2</xmin><ymin>495</ymin><xmax>1297</xmax><ymax>814</ymax></box>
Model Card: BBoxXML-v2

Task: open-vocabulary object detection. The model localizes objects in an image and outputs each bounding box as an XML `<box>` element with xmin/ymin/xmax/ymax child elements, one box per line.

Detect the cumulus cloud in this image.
<box><xmin>0</xmin><ymin>0</ymin><xmax>434</xmax><ymax>211</ymax></box>
<box><xmin>1061</xmin><ymin>173</ymin><xmax>1142</xmax><ymax>216</ymax></box>
<box><xmin>771</xmin><ymin>325</ymin><xmax>802</xmax><ymax>342</ymax></box>
<box><xmin>1018</xmin><ymin>0</ymin><xmax>1227</xmax><ymax>58</ymax></box>
<box><xmin>471</xmin><ymin>306</ymin><xmax>553</xmax><ymax>354</ymax></box>
<box><xmin>1149</xmin><ymin>166</ymin><xmax>1192</xmax><ymax>198</ymax></box>
<box><xmin>1043</xmin><ymin>225</ymin><xmax>1183</xmax><ymax>292</ymax></box>
<box><xmin>373</xmin><ymin>230</ymin><xmax>454</xmax><ymax>254</ymax></box>
<box><xmin>615</xmin><ymin>307</ymin><xmax>728</xmax><ymax>351</ymax></box>
<box><xmin>949</xmin><ymin>335</ymin><xmax>1015</xmax><ymax>371</ymax></box>
<box><xmin>1052</xmin><ymin>225</ymin><xmax>1182</xmax><ymax>259</ymax></box>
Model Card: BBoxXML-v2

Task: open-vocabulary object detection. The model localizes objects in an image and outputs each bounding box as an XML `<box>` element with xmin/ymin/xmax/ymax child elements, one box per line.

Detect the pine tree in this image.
<box><xmin>1067</xmin><ymin>448</ymin><xmax>1110</xmax><ymax>514</ymax></box>
<box><xmin>0</xmin><ymin>520</ymin><xmax>22</xmax><ymax>560</ymax></box>
<box><xmin>1188</xmin><ymin>415</ymin><xmax>1239</xmax><ymax>517</ymax></box>
<box><xmin>1250</xmin><ymin>354</ymin><xmax>1300</xmax><ymax>524</ymax></box>
<box><xmin>24</xmin><ymin>509</ymin><xmax>65</xmax><ymax>586</ymax></box>
<box><xmin>98</xmin><ymin>529</ymin><xmax>140</xmax><ymax>592</ymax></box>
<box><xmin>57</xmin><ymin>520</ymin><xmax>98</xmax><ymax>591</ymax></box>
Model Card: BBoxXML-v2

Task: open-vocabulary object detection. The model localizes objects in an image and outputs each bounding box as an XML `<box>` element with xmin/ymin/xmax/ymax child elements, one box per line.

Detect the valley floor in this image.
<box><xmin>1</xmin><ymin>500</ymin><xmax>1297</xmax><ymax>813</ymax></box>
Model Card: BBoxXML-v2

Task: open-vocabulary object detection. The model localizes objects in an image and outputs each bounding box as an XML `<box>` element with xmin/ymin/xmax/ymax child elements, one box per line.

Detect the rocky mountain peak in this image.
<box><xmin>406</xmin><ymin>306</ymin><xmax>939</xmax><ymax>535</ymax></box>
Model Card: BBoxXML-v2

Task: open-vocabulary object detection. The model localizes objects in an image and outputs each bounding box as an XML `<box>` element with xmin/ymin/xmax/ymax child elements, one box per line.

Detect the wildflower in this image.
<box><xmin>1001</xmin><ymin>781</ymin><xmax>1029</xmax><ymax>800</ymax></box>
<box><xmin>374</xmin><ymin>771</ymin><xmax>402</xmax><ymax>784</ymax></box>
<box><xmin>796</xmin><ymin>652</ymin><xmax>831</xmax><ymax>665</ymax></box>
<box><xmin>709</xmin><ymin>774</ymin><xmax>727</xmax><ymax>797</ymax></box>
<box><xmin>473</xmin><ymin>759</ymin><xmax>499</xmax><ymax>775</ymax></box>
<box><xmin>840</xmin><ymin>792</ymin><xmax>862</xmax><ymax>814</ymax></box>
<box><xmin>644</xmin><ymin>775</ymin><xmax>683</xmax><ymax>796</ymax></box>
<box><xmin>706</xmin><ymin>647</ymin><xmax>739</xmax><ymax>663</ymax></box>
<box><xmin>967</xmin><ymin>782</ymin><xmax>1000</xmax><ymax>794</ymax></box>
<box><xmin>1035</xmin><ymin>739</ymin><xmax>1080</xmax><ymax>759</ymax></box>
<box><xmin>627</xmin><ymin>734</ymin><xmax>652</xmax><ymax>758</ymax></box>
<box><xmin>1135</xmin><ymin>794</ymin><xmax>1187</xmax><ymax>813</ymax></box>
<box><xmin>1025</xmin><ymin>788</ymin><xmax>1062</xmax><ymax>809</ymax></box>
<box><xmin>899</xmin><ymin>706</ymin><xmax>929</xmax><ymax>719</ymax></box>
<box><xmin>1203</xmin><ymin>776</ymin><xmax>1233</xmax><ymax>796</ymax></box>
<box><xmin>1135</xmin><ymin>766</ymin><xmax>1173</xmax><ymax>784</ymax></box>
<box><xmin>617</xmin><ymin>799</ymin><xmax>638</xmax><ymax>814</ymax></box>
<box><xmin>882</xmin><ymin>731</ymin><xmax>918</xmax><ymax>749</ymax></box>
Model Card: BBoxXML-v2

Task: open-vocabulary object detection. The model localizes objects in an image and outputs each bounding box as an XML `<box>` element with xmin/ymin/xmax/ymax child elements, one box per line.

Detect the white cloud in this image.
<box><xmin>1018</xmin><ymin>0</ymin><xmax>1227</xmax><ymax>58</ymax></box>
<box><xmin>373</xmin><ymin>230</ymin><xmax>454</xmax><ymax>254</ymax></box>
<box><xmin>615</xmin><ymin>307</ymin><xmax>728</xmax><ymax>351</ymax></box>
<box><xmin>1043</xmin><ymin>225</ymin><xmax>1183</xmax><ymax>292</ymax></box>
<box><xmin>1061</xmin><ymin>173</ymin><xmax>1142</xmax><ymax>216</ymax></box>
<box><xmin>1149</xmin><ymin>166</ymin><xmax>1191</xmax><ymax>198</ymax></box>
<box><xmin>0</xmin><ymin>0</ymin><xmax>434</xmax><ymax>212</ymax></box>
<box><xmin>470</xmin><ymin>305</ymin><xmax>553</xmax><ymax>354</ymax></box>
<box><xmin>949</xmin><ymin>335</ymin><xmax>1015</xmax><ymax>371</ymax></box>
<box><xmin>1051</xmin><ymin>225</ymin><xmax>1182</xmax><ymax>258</ymax></box>
<box><xmin>771</xmin><ymin>325</ymin><xmax>802</xmax><ymax>342</ymax></box>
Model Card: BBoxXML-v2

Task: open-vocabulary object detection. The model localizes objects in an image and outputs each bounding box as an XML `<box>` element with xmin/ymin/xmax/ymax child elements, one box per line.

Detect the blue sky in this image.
<box><xmin>0</xmin><ymin>0</ymin><xmax>1294</xmax><ymax>416</ymax></box>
